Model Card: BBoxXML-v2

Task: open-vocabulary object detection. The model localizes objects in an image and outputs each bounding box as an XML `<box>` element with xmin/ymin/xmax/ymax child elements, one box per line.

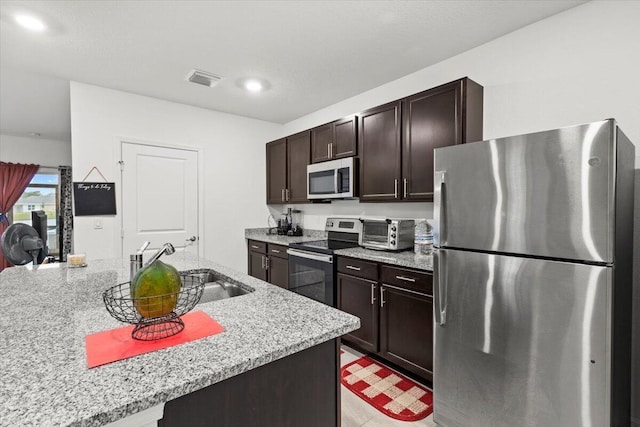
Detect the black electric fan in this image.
<box><xmin>1</xmin><ymin>215</ymin><xmax>48</xmax><ymax>266</ymax></box>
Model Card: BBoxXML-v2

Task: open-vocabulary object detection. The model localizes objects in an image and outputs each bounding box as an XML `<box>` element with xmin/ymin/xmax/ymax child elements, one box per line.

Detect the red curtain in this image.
<box><xmin>1</xmin><ymin>162</ymin><xmax>40</xmax><ymax>271</ymax></box>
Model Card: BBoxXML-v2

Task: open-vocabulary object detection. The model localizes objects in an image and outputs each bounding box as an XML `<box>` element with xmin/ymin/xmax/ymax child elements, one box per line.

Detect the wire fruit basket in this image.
<box><xmin>103</xmin><ymin>273</ymin><xmax>205</xmax><ymax>341</ymax></box>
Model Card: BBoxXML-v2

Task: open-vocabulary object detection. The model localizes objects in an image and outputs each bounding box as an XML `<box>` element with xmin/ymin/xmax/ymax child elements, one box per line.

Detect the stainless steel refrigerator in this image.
<box><xmin>432</xmin><ymin>119</ymin><xmax>634</xmax><ymax>427</ymax></box>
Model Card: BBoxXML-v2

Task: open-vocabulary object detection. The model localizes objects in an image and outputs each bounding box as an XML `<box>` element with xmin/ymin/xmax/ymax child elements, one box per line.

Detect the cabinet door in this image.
<box><xmin>311</xmin><ymin>123</ymin><xmax>332</xmax><ymax>164</ymax></box>
<box><xmin>286</xmin><ymin>131</ymin><xmax>311</xmax><ymax>203</ymax></box>
<box><xmin>402</xmin><ymin>81</ymin><xmax>462</xmax><ymax>201</ymax></box>
<box><xmin>266</xmin><ymin>139</ymin><xmax>287</xmax><ymax>204</ymax></box>
<box><xmin>337</xmin><ymin>273</ymin><xmax>379</xmax><ymax>353</ymax></box>
<box><xmin>379</xmin><ymin>285</ymin><xmax>433</xmax><ymax>381</ymax></box>
<box><xmin>248</xmin><ymin>251</ymin><xmax>268</xmax><ymax>282</ymax></box>
<box><xmin>268</xmin><ymin>255</ymin><xmax>289</xmax><ymax>289</ymax></box>
<box><xmin>358</xmin><ymin>101</ymin><xmax>401</xmax><ymax>202</ymax></box>
<box><xmin>333</xmin><ymin>117</ymin><xmax>357</xmax><ymax>159</ymax></box>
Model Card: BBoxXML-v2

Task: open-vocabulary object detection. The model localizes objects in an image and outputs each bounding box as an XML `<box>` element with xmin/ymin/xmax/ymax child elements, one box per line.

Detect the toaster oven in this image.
<box><xmin>359</xmin><ymin>218</ymin><xmax>415</xmax><ymax>251</ymax></box>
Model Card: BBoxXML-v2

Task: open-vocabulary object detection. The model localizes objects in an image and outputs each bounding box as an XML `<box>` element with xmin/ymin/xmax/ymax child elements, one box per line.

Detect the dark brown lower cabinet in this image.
<box><xmin>248</xmin><ymin>249</ymin><xmax>268</xmax><ymax>281</ymax></box>
<box><xmin>268</xmin><ymin>255</ymin><xmax>289</xmax><ymax>289</ymax></box>
<box><xmin>338</xmin><ymin>256</ymin><xmax>434</xmax><ymax>383</ymax></box>
<box><xmin>380</xmin><ymin>285</ymin><xmax>433</xmax><ymax>381</ymax></box>
<box><xmin>247</xmin><ymin>240</ymin><xmax>288</xmax><ymax>289</ymax></box>
<box><xmin>160</xmin><ymin>339</ymin><xmax>340</xmax><ymax>427</ymax></box>
<box><xmin>337</xmin><ymin>273</ymin><xmax>379</xmax><ymax>353</ymax></box>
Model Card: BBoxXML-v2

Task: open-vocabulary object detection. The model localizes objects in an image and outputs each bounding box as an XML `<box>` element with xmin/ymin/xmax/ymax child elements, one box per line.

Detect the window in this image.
<box><xmin>9</xmin><ymin>171</ymin><xmax>60</xmax><ymax>257</ymax></box>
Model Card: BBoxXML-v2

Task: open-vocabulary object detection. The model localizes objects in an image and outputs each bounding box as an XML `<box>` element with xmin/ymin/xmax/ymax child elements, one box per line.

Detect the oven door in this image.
<box><xmin>287</xmin><ymin>248</ymin><xmax>335</xmax><ymax>306</ymax></box>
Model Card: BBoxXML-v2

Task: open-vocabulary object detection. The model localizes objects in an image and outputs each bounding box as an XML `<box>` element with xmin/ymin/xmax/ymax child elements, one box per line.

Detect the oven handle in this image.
<box><xmin>287</xmin><ymin>249</ymin><xmax>334</xmax><ymax>264</ymax></box>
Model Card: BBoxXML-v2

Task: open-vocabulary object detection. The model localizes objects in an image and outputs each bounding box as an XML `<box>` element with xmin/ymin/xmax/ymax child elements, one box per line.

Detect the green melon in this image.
<box><xmin>131</xmin><ymin>260</ymin><xmax>182</xmax><ymax>318</ymax></box>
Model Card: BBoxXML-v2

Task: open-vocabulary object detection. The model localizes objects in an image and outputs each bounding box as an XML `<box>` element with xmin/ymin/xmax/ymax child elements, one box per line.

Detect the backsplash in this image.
<box><xmin>268</xmin><ymin>200</ymin><xmax>433</xmax><ymax>230</ymax></box>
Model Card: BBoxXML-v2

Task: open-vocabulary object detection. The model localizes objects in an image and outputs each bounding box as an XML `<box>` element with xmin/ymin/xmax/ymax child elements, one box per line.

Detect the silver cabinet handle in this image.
<box><xmin>327</xmin><ymin>143</ymin><xmax>330</xmax><ymax>159</ymax></box>
<box><xmin>330</xmin><ymin>143</ymin><xmax>333</xmax><ymax>159</ymax></box>
<box><xmin>371</xmin><ymin>283</ymin><xmax>376</xmax><ymax>305</ymax></box>
<box><xmin>346</xmin><ymin>265</ymin><xmax>361</xmax><ymax>271</ymax></box>
<box><xmin>281</xmin><ymin>188</ymin><xmax>285</xmax><ymax>202</ymax></box>
<box><xmin>287</xmin><ymin>248</ymin><xmax>333</xmax><ymax>263</ymax></box>
<box><xmin>394</xmin><ymin>179</ymin><xmax>398</xmax><ymax>199</ymax></box>
<box><xmin>264</xmin><ymin>256</ymin><xmax>270</xmax><ymax>270</ymax></box>
<box><xmin>395</xmin><ymin>275</ymin><xmax>416</xmax><ymax>283</ymax></box>
<box><xmin>433</xmin><ymin>250</ymin><xmax>447</xmax><ymax>326</ymax></box>
<box><xmin>382</xmin><ymin>283</ymin><xmax>429</xmax><ymax>297</ymax></box>
<box><xmin>285</xmin><ymin>188</ymin><xmax>290</xmax><ymax>202</ymax></box>
<box><xmin>271</xmin><ymin>249</ymin><xmax>280</xmax><ymax>253</ymax></box>
<box><xmin>433</xmin><ymin>171</ymin><xmax>446</xmax><ymax>246</ymax></box>
<box><xmin>261</xmin><ymin>255</ymin><xmax>265</xmax><ymax>269</ymax></box>
<box><xmin>403</xmin><ymin>178</ymin><xmax>408</xmax><ymax>198</ymax></box>
<box><xmin>380</xmin><ymin>287</ymin><xmax>386</xmax><ymax>308</ymax></box>
<box><xmin>251</xmin><ymin>245</ymin><xmax>260</xmax><ymax>249</ymax></box>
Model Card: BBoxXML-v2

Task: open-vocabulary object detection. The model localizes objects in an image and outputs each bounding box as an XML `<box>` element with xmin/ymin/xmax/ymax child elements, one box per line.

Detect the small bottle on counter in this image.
<box><xmin>414</xmin><ymin>220</ymin><xmax>432</xmax><ymax>256</ymax></box>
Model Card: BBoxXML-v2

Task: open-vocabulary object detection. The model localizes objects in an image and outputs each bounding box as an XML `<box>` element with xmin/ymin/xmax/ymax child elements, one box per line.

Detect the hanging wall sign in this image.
<box><xmin>73</xmin><ymin>182</ymin><xmax>117</xmax><ymax>216</ymax></box>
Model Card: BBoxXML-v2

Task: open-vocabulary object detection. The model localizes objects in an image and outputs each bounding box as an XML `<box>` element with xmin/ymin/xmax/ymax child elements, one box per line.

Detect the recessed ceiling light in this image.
<box><xmin>14</xmin><ymin>14</ymin><xmax>46</xmax><ymax>32</ymax></box>
<box><xmin>244</xmin><ymin>79</ymin><xmax>263</xmax><ymax>93</ymax></box>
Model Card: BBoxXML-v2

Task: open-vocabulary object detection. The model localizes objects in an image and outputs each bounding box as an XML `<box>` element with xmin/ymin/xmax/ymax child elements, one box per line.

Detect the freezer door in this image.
<box><xmin>433</xmin><ymin>249</ymin><xmax>610</xmax><ymax>427</ymax></box>
<box><xmin>433</xmin><ymin>120</ymin><xmax>616</xmax><ymax>263</ymax></box>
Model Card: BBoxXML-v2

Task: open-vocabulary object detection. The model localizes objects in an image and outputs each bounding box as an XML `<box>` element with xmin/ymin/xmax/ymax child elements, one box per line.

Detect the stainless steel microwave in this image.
<box><xmin>307</xmin><ymin>157</ymin><xmax>356</xmax><ymax>200</ymax></box>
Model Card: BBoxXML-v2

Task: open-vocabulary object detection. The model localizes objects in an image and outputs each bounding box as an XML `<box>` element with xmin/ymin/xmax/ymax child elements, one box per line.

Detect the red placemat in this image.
<box><xmin>341</xmin><ymin>355</ymin><xmax>433</xmax><ymax>421</ymax></box>
<box><xmin>85</xmin><ymin>311</ymin><xmax>224</xmax><ymax>368</ymax></box>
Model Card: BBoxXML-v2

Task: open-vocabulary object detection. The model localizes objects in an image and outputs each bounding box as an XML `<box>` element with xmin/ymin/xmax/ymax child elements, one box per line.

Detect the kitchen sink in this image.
<box><xmin>198</xmin><ymin>281</ymin><xmax>251</xmax><ymax>304</ymax></box>
<box><xmin>180</xmin><ymin>269</ymin><xmax>254</xmax><ymax>304</ymax></box>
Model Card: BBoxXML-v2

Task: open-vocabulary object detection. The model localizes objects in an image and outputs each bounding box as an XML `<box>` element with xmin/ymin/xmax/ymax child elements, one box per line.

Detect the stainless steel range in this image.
<box><xmin>287</xmin><ymin>218</ymin><xmax>361</xmax><ymax>306</ymax></box>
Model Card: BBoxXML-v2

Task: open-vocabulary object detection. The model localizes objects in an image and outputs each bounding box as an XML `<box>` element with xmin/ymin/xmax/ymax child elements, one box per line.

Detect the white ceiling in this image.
<box><xmin>0</xmin><ymin>0</ymin><xmax>585</xmax><ymax>142</ymax></box>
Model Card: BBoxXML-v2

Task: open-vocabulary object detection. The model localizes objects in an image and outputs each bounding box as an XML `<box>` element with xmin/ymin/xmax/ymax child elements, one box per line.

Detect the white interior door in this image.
<box><xmin>121</xmin><ymin>142</ymin><xmax>199</xmax><ymax>258</ymax></box>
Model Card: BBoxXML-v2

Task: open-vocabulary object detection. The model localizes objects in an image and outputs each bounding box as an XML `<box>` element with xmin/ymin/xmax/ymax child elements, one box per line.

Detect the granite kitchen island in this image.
<box><xmin>0</xmin><ymin>254</ymin><xmax>359</xmax><ymax>427</ymax></box>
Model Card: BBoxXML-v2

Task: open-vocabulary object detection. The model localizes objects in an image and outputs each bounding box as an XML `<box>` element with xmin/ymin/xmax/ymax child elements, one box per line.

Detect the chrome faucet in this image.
<box><xmin>144</xmin><ymin>243</ymin><xmax>176</xmax><ymax>267</ymax></box>
<box><xmin>130</xmin><ymin>241</ymin><xmax>150</xmax><ymax>281</ymax></box>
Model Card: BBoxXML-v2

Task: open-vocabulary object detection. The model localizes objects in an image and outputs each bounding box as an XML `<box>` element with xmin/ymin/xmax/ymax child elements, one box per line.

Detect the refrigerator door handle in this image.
<box><xmin>433</xmin><ymin>170</ymin><xmax>446</xmax><ymax>246</ymax></box>
<box><xmin>433</xmin><ymin>250</ymin><xmax>447</xmax><ymax>326</ymax></box>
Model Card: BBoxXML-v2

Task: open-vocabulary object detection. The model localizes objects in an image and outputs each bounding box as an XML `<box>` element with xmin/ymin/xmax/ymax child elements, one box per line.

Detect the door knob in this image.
<box><xmin>186</xmin><ymin>236</ymin><xmax>197</xmax><ymax>242</ymax></box>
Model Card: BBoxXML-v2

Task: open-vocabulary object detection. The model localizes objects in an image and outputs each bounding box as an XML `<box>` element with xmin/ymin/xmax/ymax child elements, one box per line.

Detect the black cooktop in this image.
<box><xmin>289</xmin><ymin>239</ymin><xmax>359</xmax><ymax>255</ymax></box>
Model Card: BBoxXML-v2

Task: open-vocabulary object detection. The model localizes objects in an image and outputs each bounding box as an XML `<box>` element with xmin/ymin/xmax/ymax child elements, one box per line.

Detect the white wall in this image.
<box><xmin>0</xmin><ymin>134</ymin><xmax>72</xmax><ymax>166</ymax></box>
<box><xmin>284</xmin><ymin>1</ymin><xmax>640</xmax><ymax>143</ymax></box>
<box><xmin>70</xmin><ymin>82</ymin><xmax>281</xmax><ymax>272</ymax></box>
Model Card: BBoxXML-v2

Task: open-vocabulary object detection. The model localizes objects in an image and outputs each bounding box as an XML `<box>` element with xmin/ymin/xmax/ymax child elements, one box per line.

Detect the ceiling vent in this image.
<box><xmin>186</xmin><ymin>69</ymin><xmax>222</xmax><ymax>88</ymax></box>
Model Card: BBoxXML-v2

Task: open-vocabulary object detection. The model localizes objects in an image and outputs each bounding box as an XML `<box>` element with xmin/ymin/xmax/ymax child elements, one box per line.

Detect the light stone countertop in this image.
<box><xmin>245</xmin><ymin>228</ymin><xmax>433</xmax><ymax>271</ymax></box>
<box><xmin>0</xmin><ymin>253</ymin><xmax>359</xmax><ymax>427</ymax></box>
<box><xmin>334</xmin><ymin>247</ymin><xmax>433</xmax><ymax>272</ymax></box>
<box><xmin>245</xmin><ymin>227</ymin><xmax>326</xmax><ymax>245</ymax></box>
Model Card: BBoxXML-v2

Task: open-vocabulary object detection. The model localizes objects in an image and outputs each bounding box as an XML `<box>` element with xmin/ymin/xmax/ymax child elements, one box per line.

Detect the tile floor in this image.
<box><xmin>340</xmin><ymin>345</ymin><xmax>436</xmax><ymax>427</ymax></box>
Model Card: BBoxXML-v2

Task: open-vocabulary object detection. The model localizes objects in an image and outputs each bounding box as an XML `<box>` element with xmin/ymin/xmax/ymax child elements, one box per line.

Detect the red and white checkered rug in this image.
<box><xmin>341</xmin><ymin>356</ymin><xmax>433</xmax><ymax>422</ymax></box>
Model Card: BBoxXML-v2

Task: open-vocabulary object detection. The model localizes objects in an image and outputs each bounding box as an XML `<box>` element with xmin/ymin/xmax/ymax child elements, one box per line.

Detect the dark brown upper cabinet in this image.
<box><xmin>266</xmin><ymin>132</ymin><xmax>311</xmax><ymax>204</ymax></box>
<box><xmin>266</xmin><ymin>138</ymin><xmax>287</xmax><ymax>204</ymax></box>
<box><xmin>358</xmin><ymin>77</ymin><xmax>483</xmax><ymax>202</ymax></box>
<box><xmin>358</xmin><ymin>101</ymin><xmax>402</xmax><ymax>202</ymax></box>
<box><xmin>311</xmin><ymin>123</ymin><xmax>332</xmax><ymax>163</ymax></box>
<box><xmin>286</xmin><ymin>130</ymin><xmax>311</xmax><ymax>203</ymax></box>
<box><xmin>310</xmin><ymin>117</ymin><xmax>357</xmax><ymax>164</ymax></box>
<box><xmin>402</xmin><ymin>78</ymin><xmax>483</xmax><ymax>201</ymax></box>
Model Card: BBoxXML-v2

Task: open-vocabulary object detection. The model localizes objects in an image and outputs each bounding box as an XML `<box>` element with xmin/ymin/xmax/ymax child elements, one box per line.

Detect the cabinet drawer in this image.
<box><xmin>380</xmin><ymin>265</ymin><xmax>432</xmax><ymax>294</ymax></box>
<box><xmin>267</xmin><ymin>243</ymin><xmax>288</xmax><ymax>259</ymax></box>
<box><xmin>337</xmin><ymin>257</ymin><xmax>378</xmax><ymax>281</ymax></box>
<box><xmin>248</xmin><ymin>240</ymin><xmax>267</xmax><ymax>254</ymax></box>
